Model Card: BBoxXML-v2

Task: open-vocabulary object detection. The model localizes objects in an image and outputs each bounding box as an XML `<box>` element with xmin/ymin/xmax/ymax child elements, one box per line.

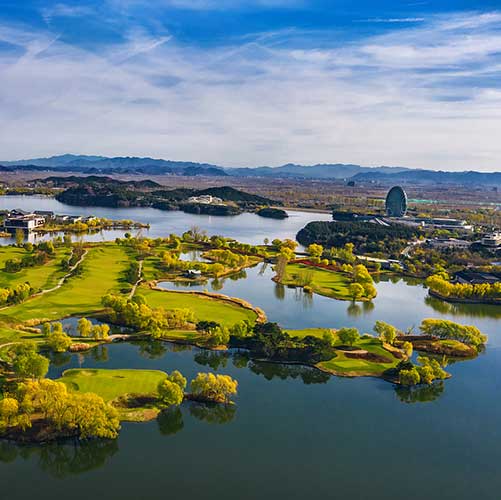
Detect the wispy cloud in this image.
<box><xmin>41</xmin><ymin>3</ymin><xmax>96</xmax><ymax>25</ymax></box>
<box><xmin>0</xmin><ymin>10</ymin><xmax>500</xmax><ymax>170</ymax></box>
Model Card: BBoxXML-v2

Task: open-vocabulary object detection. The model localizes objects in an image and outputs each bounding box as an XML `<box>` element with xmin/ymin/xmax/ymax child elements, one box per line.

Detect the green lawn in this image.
<box><xmin>287</xmin><ymin>328</ymin><xmax>334</xmax><ymax>339</ymax></box>
<box><xmin>0</xmin><ymin>245</ymin><xmax>129</xmax><ymax>323</ymax></box>
<box><xmin>281</xmin><ymin>263</ymin><xmax>354</xmax><ymax>300</ymax></box>
<box><xmin>59</xmin><ymin>368</ymin><xmax>167</xmax><ymax>401</ymax></box>
<box><xmin>140</xmin><ymin>286</ymin><xmax>258</xmax><ymax>327</ymax></box>
<box><xmin>317</xmin><ymin>338</ymin><xmax>401</xmax><ymax>376</ymax></box>
<box><xmin>0</xmin><ymin>246</ymin><xmax>71</xmax><ymax>290</ymax></box>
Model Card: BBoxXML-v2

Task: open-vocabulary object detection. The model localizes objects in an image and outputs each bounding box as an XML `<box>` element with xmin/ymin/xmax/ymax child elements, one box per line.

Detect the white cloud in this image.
<box><xmin>0</xmin><ymin>11</ymin><xmax>500</xmax><ymax>170</ymax></box>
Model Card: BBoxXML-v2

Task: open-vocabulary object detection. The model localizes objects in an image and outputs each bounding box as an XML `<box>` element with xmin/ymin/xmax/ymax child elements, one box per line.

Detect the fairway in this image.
<box><xmin>141</xmin><ymin>286</ymin><xmax>258</xmax><ymax>326</ymax></box>
<box><xmin>318</xmin><ymin>338</ymin><xmax>401</xmax><ymax>376</ymax></box>
<box><xmin>59</xmin><ymin>368</ymin><xmax>167</xmax><ymax>401</ymax></box>
<box><xmin>0</xmin><ymin>245</ymin><xmax>129</xmax><ymax>323</ymax></box>
<box><xmin>281</xmin><ymin>263</ymin><xmax>354</xmax><ymax>300</ymax></box>
<box><xmin>0</xmin><ymin>246</ymin><xmax>71</xmax><ymax>290</ymax></box>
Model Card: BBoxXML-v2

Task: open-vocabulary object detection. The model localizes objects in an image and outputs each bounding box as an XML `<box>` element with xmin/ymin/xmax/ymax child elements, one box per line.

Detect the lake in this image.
<box><xmin>1</xmin><ymin>197</ymin><xmax>501</xmax><ymax>500</ymax></box>
<box><xmin>0</xmin><ymin>195</ymin><xmax>332</xmax><ymax>246</ymax></box>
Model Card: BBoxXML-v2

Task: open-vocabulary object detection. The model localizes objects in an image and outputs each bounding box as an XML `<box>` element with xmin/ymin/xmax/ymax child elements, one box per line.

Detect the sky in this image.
<box><xmin>0</xmin><ymin>1</ymin><xmax>501</xmax><ymax>171</ymax></box>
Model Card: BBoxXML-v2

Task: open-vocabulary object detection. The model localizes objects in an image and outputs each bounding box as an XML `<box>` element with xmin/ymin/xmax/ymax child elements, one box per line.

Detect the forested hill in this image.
<box><xmin>52</xmin><ymin>177</ymin><xmax>277</xmax><ymax>210</ymax></box>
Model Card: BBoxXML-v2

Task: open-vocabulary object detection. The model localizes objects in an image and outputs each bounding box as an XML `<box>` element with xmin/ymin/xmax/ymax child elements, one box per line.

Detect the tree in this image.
<box><xmin>15</xmin><ymin>229</ymin><xmax>24</xmax><ymax>247</ymax></box>
<box><xmin>190</xmin><ymin>373</ymin><xmax>238</xmax><ymax>404</ymax></box>
<box><xmin>307</xmin><ymin>244</ymin><xmax>324</xmax><ymax>260</ymax></box>
<box><xmin>402</xmin><ymin>341</ymin><xmax>413</xmax><ymax>358</ymax></box>
<box><xmin>337</xmin><ymin>327</ymin><xmax>360</xmax><ymax>347</ymax></box>
<box><xmin>399</xmin><ymin>368</ymin><xmax>420</xmax><ymax>386</ymax></box>
<box><xmin>157</xmin><ymin>379</ymin><xmax>184</xmax><ymax>407</ymax></box>
<box><xmin>0</xmin><ymin>398</ymin><xmax>20</xmax><ymax>431</ymax></box>
<box><xmin>166</xmin><ymin>370</ymin><xmax>187</xmax><ymax>392</ymax></box>
<box><xmin>349</xmin><ymin>283</ymin><xmax>364</xmax><ymax>301</ymax></box>
<box><xmin>373</xmin><ymin>321</ymin><xmax>397</xmax><ymax>345</ymax></box>
<box><xmin>419</xmin><ymin>318</ymin><xmax>487</xmax><ymax>348</ymax></box>
<box><xmin>47</xmin><ymin>330</ymin><xmax>72</xmax><ymax>353</ymax></box>
<box><xmin>77</xmin><ymin>318</ymin><xmax>92</xmax><ymax>338</ymax></box>
<box><xmin>62</xmin><ymin>393</ymin><xmax>120</xmax><ymax>439</ymax></box>
<box><xmin>322</xmin><ymin>329</ymin><xmax>335</xmax><ymax>346</ymax></box>
<box><xmin>11</xmin><ymin>343</ymin><xmax>49</xmax><ymax>379</ymax></box>
<box><xmin>41</xmin><ymin>322</ymin><xmax>52</xmax><ymax>337</ymax></box>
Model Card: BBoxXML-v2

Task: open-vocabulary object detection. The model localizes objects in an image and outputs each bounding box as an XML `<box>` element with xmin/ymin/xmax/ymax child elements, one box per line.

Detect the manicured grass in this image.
<box><xmin>140</xmin><ymin>286</ymin><xmax>257</xmax><ymax>327</ymax></box>
<box><xmin>281</xmin><ymin>263</ymin><xmax>354</xmax><ymax>300</ymax></box>
<box><xmin>0</xmin><ymin>247</ymin><xmax>71</xmax><ymax>290</ymax></box>
<box><xmin>286</xmin><ymin>328</ymin><xmax>334</xmax><ymax>339</ymax></box>
<box><xmin>59</xmin><ymin>368</ymin><xmax>167</xmax><ymax>401</ymax></box>
<box><xmin>0</xmin><ymin>245</ymin><xmax>129</xmax><ymax>323</ymax></box>
<box><xmin>317</xmin><ymin>338</ymin><xmax>401</xmax><ymax>376</ymax></box>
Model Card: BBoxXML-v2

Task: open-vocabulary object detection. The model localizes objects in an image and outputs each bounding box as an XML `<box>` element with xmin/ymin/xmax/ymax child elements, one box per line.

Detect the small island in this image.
<box><xmin>257</xmin><ymin>207</ymin><xmax>289</xmax><ymax>219</ymax></box>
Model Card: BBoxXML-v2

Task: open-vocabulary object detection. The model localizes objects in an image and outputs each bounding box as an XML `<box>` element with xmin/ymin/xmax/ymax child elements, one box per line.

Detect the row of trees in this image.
<box><xmin>419</xmin><ymin>318</ymin><xmax>487</xmax><ymax>348</ymax></box>
<box><xmin>426</xmin><ymin>274</ymin><xmax>501</xmax><ymax>301</ymax></box>
<box><xmin>157</xmin><ymin>370</ymin><xmax>238</xmax><ymax>406</ymax></box>
<box><xmin>0</xmin><ymin>379</ymin><xmax>120</xmax><ymax>439</ymax></box>
<box><xmin>0</xmin><ymin>283</ymin><xmax>32</xmax><ymax>306</ymax></box>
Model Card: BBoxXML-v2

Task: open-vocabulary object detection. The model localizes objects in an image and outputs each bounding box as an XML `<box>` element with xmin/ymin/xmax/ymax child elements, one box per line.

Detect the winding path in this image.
<box><xmin>128</xmin><ymin>260</ymin><xmax>143</xmax><ymax>299</ymax></box>
<box><xmin>0</xmin><ymin>248</ymin><xmax>88</xmax><ymax>312</ymax></box>
<box><xmin>33</xmin><ymin>249</ymin><xmax>88</xmax><ymax>297</ymax></box>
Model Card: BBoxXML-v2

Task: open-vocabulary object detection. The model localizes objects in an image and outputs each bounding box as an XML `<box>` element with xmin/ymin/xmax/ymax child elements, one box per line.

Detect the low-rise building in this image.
<box><xmin>481</xmin><ymin>232</ymin><xmax>501</xmax><ymax>248</ymax></box>
<box><xmin>3</xmin><ymin>214</ymin><xmax>45</xmax><ymax>232</ymax></box>
<box><xmin>187</xmin><ymin>195</ymin><xmax>224</xmax><ymax>205</ymax></box>
<box><xmin>427</xmin><ymin>238</ymin><xmax>471</xmax><ymax>250</ymax></box>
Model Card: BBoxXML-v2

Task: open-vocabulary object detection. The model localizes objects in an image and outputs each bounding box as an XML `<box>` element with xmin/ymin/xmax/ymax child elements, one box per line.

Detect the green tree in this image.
<box><xmin>349</xmin><ymin>283</ymin><xmax>364</xmax><ymax>301</ymax></box>
<box><xmin>166</xmin><ymin>370</ymin><xmax>187</xmax><ymax>391</ymax></box>
<box><xmin>11</xmin><ymin>344</ymin><xmax>49</xmax><ymax>379</ymax></box>
<box><xmin>157</xmin><ymin>379</ymin><xmax>184</xmax><ymax>407</ymax></box>
<box><xmin>77</xmin><ymin>318</ymin><xmax>92</xmax><ymax>338</ymax></box>
<box><xmin>15</xmin><ymin>229</ymin><xmax>24</xmax><ymax>247</ymax></box>
<box><xmin>337</xmin><ymin>327</ymin><xmax>360</xmax><ymax>347</ymax></box>
<box><xmin>47</xmin><ymin>330</ymin><xmax>72</xmax><ymax>353</ymax></box>
<box><xmin>373</xmin><ymin>321</ymin><xmax>398</xmax><ymax>345</ymax></box>
<box><xmin>190</xmin><ymin>373</ymin><xmax>238</xmax><ymax>404</ymax></box>
<box><xmin>399</xmin><ymin>368</ymin><xmax>420</xmax><ymax>386</ymax></box>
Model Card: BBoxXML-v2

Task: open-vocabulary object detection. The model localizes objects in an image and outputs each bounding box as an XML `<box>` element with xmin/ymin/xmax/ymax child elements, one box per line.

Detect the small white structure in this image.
<box><xmin>427</xmin><ymin>238</ymin><xmax>471</xmax><ymax>250</ymax></box>
<box><xmin>188</xmin><ymin>195</ymin><xmax>224</xmax><ymax>205</ymax></box>
<box><xmin>481</xmin><ymin>232</ymin><xmax>501</xmax><ymax>247</ymax></box>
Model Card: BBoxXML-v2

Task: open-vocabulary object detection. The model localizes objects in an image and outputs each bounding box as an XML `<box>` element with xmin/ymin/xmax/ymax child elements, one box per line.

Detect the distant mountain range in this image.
<box><xmin>1</xmin><ymin>154</ymin><xmax>500</xmax><ymax>185</ymax></box>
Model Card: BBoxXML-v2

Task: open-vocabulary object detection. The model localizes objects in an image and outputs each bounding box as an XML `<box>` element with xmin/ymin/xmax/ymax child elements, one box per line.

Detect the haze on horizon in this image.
<box><xmin>1</xmin><ymin>1</ymin><xmax>501</xmax><ymax>172</ymax></box>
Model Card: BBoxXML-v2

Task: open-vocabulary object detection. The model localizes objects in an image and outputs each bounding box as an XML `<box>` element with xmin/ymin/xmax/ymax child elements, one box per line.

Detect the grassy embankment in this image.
<box><xmin>140</xmin><ymin>285</ymin><xmax>259</xmax><ymax>345</ymax></box>
<box><xmin>279</xmin><ymin>263</ymin><xmax>356</xmax><ymax>301</ymax></box>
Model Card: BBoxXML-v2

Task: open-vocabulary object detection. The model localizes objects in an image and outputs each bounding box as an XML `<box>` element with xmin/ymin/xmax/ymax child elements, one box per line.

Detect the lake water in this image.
<box><xmin>1</xmin><ymin>197</ymin><xmax>501</xmax><ymax>500</ymax></box>
<box><xmin>0</xmin><ymin>195</ymin><xmax>331</xmax><ymax>246</ymax></box>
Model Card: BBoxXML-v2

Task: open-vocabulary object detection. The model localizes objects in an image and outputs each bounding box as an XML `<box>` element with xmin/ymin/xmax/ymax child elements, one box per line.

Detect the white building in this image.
<box><xmin>481</xmin><ymin>232</ymin><xmax>501</xmax><ymax>247</ymax></box>
<box><xmin>188</xmin><ymin>195</ymin><xmax>224</xmax><ymax>205</ymax></box>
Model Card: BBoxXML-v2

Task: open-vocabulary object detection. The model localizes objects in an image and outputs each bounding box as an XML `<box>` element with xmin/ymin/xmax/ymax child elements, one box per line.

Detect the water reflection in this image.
<box><xmin>157</xmin><ymin>407</ymin><xmax>184</xmax><ymax>436</ymax></box>
<box><xmin>394</xmin><ymin>381</ymin><xmax>445</xmax><ymax>404</ymax></box>
<box><xmin>0</xmin><ymin>440</ymin><xmax>119</xmax><ymax>478</ymax></box>
<box><xmin>188</xmin><ymin>402</ymin><xmax>236</xmax><ymax>425</ymax></box>
<box><xmin>249</xmin><ymin>361</ymin><xmax>330</xmax><ymax>385</ymax></box>
<box><xmin>194</xmin><ymin>350</ymin><xmax>230</xmax><ymax>370</ymax></box>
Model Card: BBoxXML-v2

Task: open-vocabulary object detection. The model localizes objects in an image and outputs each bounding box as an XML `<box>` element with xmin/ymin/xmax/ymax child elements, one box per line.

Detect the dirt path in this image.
<box><xmin>34</xmin><ymin>249</ymin><xmax>88</xmax><ymax>296</ymax></box>
<box><xmin>0</xmin><ymin>248</ymin><xmax>88</xmax><ymax>312</ymax></box>
<box><xmin>128</xmin><ymin>260</ymin><xmax>143</xmax><ymax>299</ymax></box>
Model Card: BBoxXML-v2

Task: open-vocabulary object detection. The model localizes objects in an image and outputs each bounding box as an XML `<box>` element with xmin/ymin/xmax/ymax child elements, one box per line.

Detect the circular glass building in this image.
<box><xmin>385</xmin><ymin>186</ymin><xmax>408</xmax><ymax>217</ymax></box>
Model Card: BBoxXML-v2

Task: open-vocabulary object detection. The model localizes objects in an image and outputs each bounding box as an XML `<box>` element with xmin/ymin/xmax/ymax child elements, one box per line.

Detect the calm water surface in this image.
<box><xmin>1</xmin><ymin>197</ymin><xmax>501</xmax><ymax>500</ymax></box>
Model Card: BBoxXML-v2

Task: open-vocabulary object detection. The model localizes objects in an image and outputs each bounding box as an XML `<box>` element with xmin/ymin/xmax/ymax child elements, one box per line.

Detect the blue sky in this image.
<box><xmin>1</xmin><ymin>1</ymin><xmax>500</xmax><ymax>170</ymax></box>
